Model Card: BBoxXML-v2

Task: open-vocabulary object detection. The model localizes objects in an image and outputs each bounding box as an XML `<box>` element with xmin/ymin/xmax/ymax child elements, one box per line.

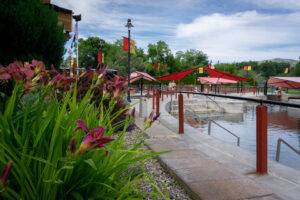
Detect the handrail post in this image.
<box><xmin>178</xmin><ymin>93</ymin><xmax>184</xmax><ymax>134</ymax></box>
<box><xmin>256</xmin><ymin>105</ymin><xmax>268</xmax><ymax>174</ymax></box>
<box><xmin>156</xmin><ymin>89</ymin><xmax>160</xmax><ymax>115</ymax></box>
<box><xmin>276</xmin><ymin>139</ymin><xmax>281</xmax><ymax>161</ymax></box>
<box><xmin>208</xmin><ymin>120</ymin><xmax>211</xmax><ymax>135</ymax></box>
<box><xmin>152</xmin><ymin>89</ymin><xmax>155</xmax><ymax>110</ymax></box>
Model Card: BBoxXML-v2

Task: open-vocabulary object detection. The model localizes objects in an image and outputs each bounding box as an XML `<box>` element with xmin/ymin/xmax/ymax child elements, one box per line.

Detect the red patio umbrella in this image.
<box><xmin>267</xmin><ymin>77</ymin><xmax>300</xmax><ymax>88</ymax></box>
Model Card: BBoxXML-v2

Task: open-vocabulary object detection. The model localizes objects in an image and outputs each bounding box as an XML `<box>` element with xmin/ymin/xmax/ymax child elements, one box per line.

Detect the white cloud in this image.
<box><xmin>52</xmin><ymin>0</ymin><xmax>177</xmax><ymax>44</ymax></box>
<box><xmin>52</xmin><ymin>1</ymin><xmax>300</xmax><ymax>62</ymax></box>
<box><xmin>175</xmin><ymin>11</ymin><xmax>300</xmax><ymax>62</ymax></box>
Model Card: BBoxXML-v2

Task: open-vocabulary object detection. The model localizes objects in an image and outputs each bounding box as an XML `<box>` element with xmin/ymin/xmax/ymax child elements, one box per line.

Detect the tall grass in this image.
<box><xmin>0</xmin><ymin>83</ymin><xmax>169</xmax><ymax>199</ymax></box>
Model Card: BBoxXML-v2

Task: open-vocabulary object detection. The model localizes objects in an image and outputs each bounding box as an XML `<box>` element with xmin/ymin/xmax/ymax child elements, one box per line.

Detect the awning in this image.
<box><xmin>125</xmin><ymin>71</ymin><xmax>160</xmax><ymax>85</ymax></box>
<box><xmin>204</xmin><ymin>67</ymin><xmax>248</xmax><ymax>81</ymax></box>
<box><xmin>157</xmin><ymin>67</ymin><xmax>198</xmax><ymax>81</ymax></box>
<box><xmin>267</xmin><ymin>77</ymin><xmax>300</xmax><ymax>88</ymax></box>
<box><xmin>198</xmin><ymin>77</ymin><xmax>237</xmax><ymax>85</ymax></box>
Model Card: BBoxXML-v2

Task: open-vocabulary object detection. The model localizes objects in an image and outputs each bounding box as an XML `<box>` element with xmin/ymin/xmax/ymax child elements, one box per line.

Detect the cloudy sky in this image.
<box><xmin>52</xmin><ymin>0</ymin><xmax>300</xmax><ymax>63</ymax></box>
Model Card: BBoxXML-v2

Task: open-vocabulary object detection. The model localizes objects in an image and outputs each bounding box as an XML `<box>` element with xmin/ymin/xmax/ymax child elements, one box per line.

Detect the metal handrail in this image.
<box><xmin>158</xmin><ymin>89</ymin><xmax>300</xmax><ymax>109</ymax></box>
<box><xmin>276</xmin><ymin>138</ymin><xmax>300</xmax><ymax>161</ymax></box>
<box><xmin>208</xmin><ymin>120</ymin><xmax>240</xmax><ymax>146</ymax></box>
<box><xmin>205</xmin><ymin>96</ymin><xmax>226</xmax><ymax>113</ymax></box>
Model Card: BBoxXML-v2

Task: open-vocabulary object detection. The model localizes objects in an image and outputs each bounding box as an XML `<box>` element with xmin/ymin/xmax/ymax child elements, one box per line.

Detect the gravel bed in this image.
<box><xmin>125</xmin><ymin>128</ymin><xmax>192</xmax><ymax>200</ymax></box>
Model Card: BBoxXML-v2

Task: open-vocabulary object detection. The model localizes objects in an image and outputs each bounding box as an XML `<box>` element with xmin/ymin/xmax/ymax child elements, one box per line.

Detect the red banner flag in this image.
<box><xmin>123</xmin><ymin>37</ymin><xmax>129</xmax><ymax>51</ymax></box>
<box><xmin>244</xmin><ymin>66</ymin><xmax>248</xmax><ymax>70</ymax></box>
<box><xmin>97</xmin><ymin>51</ymin><xmax>101</xmax><ymax>63</ymax></box>
<box><xmin>122</xmin><ymin>37</ymin><xmax>135</xmax><ymax>54</ymax></box>
<box><xmin>154</xmin><ymin>62</ymin><xmax>157</xmax><ymax>70</ymax></box>
<box><xmin>289</xmin><ymin>67</ymin><xmax>293</xmax><ymax>71</ymax></box>
<box><xmin>208</xmin><ymin>65</ymin><xmax>211</xmax><ymax>69</ymax></box>
<box><xmin>163</xmin><ymin>64</ymin><xmax>166</xmax><ymax>69</ymax></box>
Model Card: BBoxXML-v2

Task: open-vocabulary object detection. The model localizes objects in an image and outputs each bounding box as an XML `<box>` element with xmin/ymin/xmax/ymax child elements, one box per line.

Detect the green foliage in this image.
<box><xmin>259</xmin><ymin>61</ymin><xmax>289</xmax><ymax>78</ymax></box>
<box><xmin>292</xmin><ymin>62</ymin><xmax>300</xmax><ymax>76</ymax></box>
<box><xmin>77</xmin><ymin>38</ymin><xmax>148</xmax><ymax>76</ymax></box>
<box><xmin>0</xmin><ymin>83</ymin><xmax>169</xmax><ymax>199</ymax></box>
<box><xmin>215</xmin><ymin>63</ymin><xmax>238</xmax><ymax>74</ymax></box>
<box><xmin>0</xmin><ymin>0</ymin><xmax>65</xmax><ymax>68</ymax></box>
<box><xmin>76</xmin><ymin>37</ymin><xmax>103</xmax><ymax>67</ymax></box>
<box><xmin>177</xmin><ymin>49</ymin><xmax>209</xmax><ymax>68</ymax></box>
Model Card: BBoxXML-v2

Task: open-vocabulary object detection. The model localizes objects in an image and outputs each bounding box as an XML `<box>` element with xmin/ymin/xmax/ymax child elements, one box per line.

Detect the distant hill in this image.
<box><xmin>258</xmin><ymin>58</ymin><xmax>298</xmax><ymax>66</ymax></box>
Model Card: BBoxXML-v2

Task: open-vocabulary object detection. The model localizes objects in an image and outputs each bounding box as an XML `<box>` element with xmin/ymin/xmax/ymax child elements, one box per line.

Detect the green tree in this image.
<box><xmin>111</xmin><ymin>51</ymin><xmax>147</xmax><ymax>76</ymax></box>
<box><xmin>146</xmin><ymin>41</ymin><xmax>173</xmax><ymax>77</ymax></box>
<box><xmin>293</xmin><ymin>62</ymin><xmax>300</xmax><ymax>76</ymax></box>
<box><xmin>0</xmin><ymin>0</ymin><xmax>65</xmax><ymax>68</ymax></box>
<box><xmin>179</xmin><ymin>49</ymin><xmax>208</xmax><ymax>68</ymax></box>
<box><xmin>77</xmin><ymin>37</ymin><xmax>103</xmax><ymax>68</ymax></box>
<box><xmin>215</xmin><ymin>63</ymin><xmax>237</xmax><ymax>74</ymax></box>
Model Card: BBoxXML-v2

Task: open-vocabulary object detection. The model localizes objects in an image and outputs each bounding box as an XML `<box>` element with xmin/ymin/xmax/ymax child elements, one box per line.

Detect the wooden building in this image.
<box><xmin>43</xmin><ymin>0</ymin><xmax>73</xmax><ymax>40</ymax></box>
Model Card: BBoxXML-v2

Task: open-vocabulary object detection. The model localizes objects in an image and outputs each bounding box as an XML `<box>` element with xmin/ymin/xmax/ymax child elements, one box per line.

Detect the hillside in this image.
<box><xmin>258</xmin><ymin>58</ymin><xmax>298</xmax><ymax>66</ymax></box>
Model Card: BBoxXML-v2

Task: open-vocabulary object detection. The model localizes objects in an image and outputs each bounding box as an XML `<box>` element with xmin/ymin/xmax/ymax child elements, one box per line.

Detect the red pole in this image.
<box><xmin>256</xmin><ymin>105</ymin><xmax>268</xmax><ymax>174</ymax></box>
<box><xmin>156</xmin><ymin>89</ymin><xmax>160</xmax><ymax>115</ymax></box>
<box><xmin>178</xmin><ymin>93</ymin><xmax>184</xmax><ymax>134</ymax></box>
<box><xmin>147</xmin><ymin>87</ymin><xmax>150</xmax><ymax>99</ymax></box>
<box><xmin>253</xmin><ymin>80</ymin><xmax>256</xmax><ymax>95</ymax></box>
<box><xmin>167</xmin><ymin>88</ymin><xmax>169</xmax><ymax>98</ymax></box>
<box><xmin>152</xmin><ymin>89</ymin><xmax>155</xmax><ymax>110</ymax></box>
<box><xmin>187</xmin><ymin>88</ymin><xmax>190</xmax><ymax>98</ymax></box>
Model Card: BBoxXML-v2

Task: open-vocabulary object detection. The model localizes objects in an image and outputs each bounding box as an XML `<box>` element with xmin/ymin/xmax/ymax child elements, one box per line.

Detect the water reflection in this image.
<box><xmin>194</xmin><ymin>103</ymin><xmax>300</xmax><ymax>171</ymax></box>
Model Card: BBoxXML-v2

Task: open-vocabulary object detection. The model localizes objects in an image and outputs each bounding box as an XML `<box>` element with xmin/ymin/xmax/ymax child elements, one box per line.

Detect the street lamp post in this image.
<box><xmin>125</xmin><ymin>19</ymin><xmax>133</xmax><ymax>102</ymax></box>
<box><xmin>73</xmin><ymin>14</ymin><xmax>81</xmax><ymax>75</ymax></box>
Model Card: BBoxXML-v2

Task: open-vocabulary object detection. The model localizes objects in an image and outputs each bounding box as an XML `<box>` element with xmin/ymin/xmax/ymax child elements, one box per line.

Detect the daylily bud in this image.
<box><xmin>68</xmin><ymin>138</ymin><xmax>77</xmax><ymax>154</ymax></box>
<box><xmin>0</xmin><ymin>161</ymin><xmax>12</xmax><ymax>190</ymax></box>
<box><xmin>131</xmin><ymin>108</ymin><xmax>135</xmax><ymax>119</ymax></box>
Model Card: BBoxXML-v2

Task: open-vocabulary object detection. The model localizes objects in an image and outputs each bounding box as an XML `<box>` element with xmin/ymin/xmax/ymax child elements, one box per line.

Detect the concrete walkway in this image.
<box><xmin>131</xmin><ymin>93</ymin><xmax>300</xmax><ymax>200</ymax></box>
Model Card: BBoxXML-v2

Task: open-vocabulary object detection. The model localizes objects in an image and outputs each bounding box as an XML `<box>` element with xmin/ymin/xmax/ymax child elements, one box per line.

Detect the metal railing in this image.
<box><xmin>276</xmin><ymin>138</ymin><xmax>300</xmax><ymax>162</ymax></box>
<box><xmin>208</xmin><ymin>120</ymin><xmax>240</xmax><ymax>146</ymax></box>
<box><xmin>155</xmin><ymin>88</ymin><xmax>300</xmax><ymax>174</ymax></box>
<box><xmin>159</xmin><ymin>89</ymin><xmax>300</xmax><ymax>108</ymax></box>
<box><xmin>205</xmin><ymin>96</ymin><xmax>226</xmax><ymax>113</ymax></box>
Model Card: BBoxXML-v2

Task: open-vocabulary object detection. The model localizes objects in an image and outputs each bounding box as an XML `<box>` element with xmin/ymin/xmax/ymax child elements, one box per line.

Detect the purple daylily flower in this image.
<box><xmin>0</xmin><ymin>66</ymin><xmax>11</xmax><ymax>80</ymax></box>
<box><xmin>74</xmin><ymin>120</ymin><xmax>115</xmax><ymax>155</ymax></box>
<box><xmin>0</xmin><ymin>161</ymin><xmax>12</xmax><ymax>190</ymax></box>
<box><xmin>144</xmin><ymin>111</ymin><xmax>160</xmax><ymax>127</ymax></box>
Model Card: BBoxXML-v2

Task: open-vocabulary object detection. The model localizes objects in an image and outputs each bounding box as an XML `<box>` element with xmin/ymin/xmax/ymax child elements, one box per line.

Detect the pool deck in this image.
<box><xmin>131</xmin><ymin>93</ymin><xmax>300</xmax><ymax>200</ymax></box>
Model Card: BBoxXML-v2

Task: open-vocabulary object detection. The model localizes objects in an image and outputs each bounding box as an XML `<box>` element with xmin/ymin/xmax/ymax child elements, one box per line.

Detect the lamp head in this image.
<box><xmin>73</xmin><ymin>14</ymin><xmax>81</xmax><ymax>22</ymax></box>
<box><xmin>99</xmin><ymin>40</ymin><xmax>104</xmax><ymax>47</ymax></box>
<box><xmin>125</xmin><ymin>19</ymin><xmax>133</xmax><ymax>30</ymax></box>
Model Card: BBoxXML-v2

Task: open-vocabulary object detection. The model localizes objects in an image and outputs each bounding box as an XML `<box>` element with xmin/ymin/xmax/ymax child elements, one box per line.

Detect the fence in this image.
<box><xmin>150</xmin><ymin>88</ymin><xmax>300</xmax><ymax>175</ymax></box>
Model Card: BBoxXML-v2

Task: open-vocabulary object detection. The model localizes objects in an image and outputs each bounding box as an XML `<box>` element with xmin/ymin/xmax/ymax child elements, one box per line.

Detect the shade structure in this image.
<box><xmin>267</xmin><ymin>77</ymin><xmax>300</xmax><ymax>89</ymax></box>
<box><xmin>198</xmin><ymin>77</ymin><xmax>237</xmax><ymax>85</ymax></box>
<box><xmin>204</xmin><ymin>67</ymin><xmax>248</xmax><ymax>81</ymax></box>
<box><xmin>125</xmin><ymin>71</ymin><xmax>160</xmax><ymax>85</ymax></box>
<box><xmin>157</xmin><ymin>67</ymin><xmax>198</xmax><ymax>81</ymax></box>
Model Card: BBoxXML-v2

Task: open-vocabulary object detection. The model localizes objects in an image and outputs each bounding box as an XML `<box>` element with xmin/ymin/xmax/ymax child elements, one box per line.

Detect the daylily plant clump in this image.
<box><xmin>0</xmin><ymin>61</ymin><xmax>166</xmax><ymax>199</ymax></box>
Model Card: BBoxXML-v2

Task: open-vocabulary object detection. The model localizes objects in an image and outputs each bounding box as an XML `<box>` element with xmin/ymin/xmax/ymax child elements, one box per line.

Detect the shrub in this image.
<box><xmin>0</xmin><ymin>61</ymin><xmax>167</xmax><ymax>199</ymax></box>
